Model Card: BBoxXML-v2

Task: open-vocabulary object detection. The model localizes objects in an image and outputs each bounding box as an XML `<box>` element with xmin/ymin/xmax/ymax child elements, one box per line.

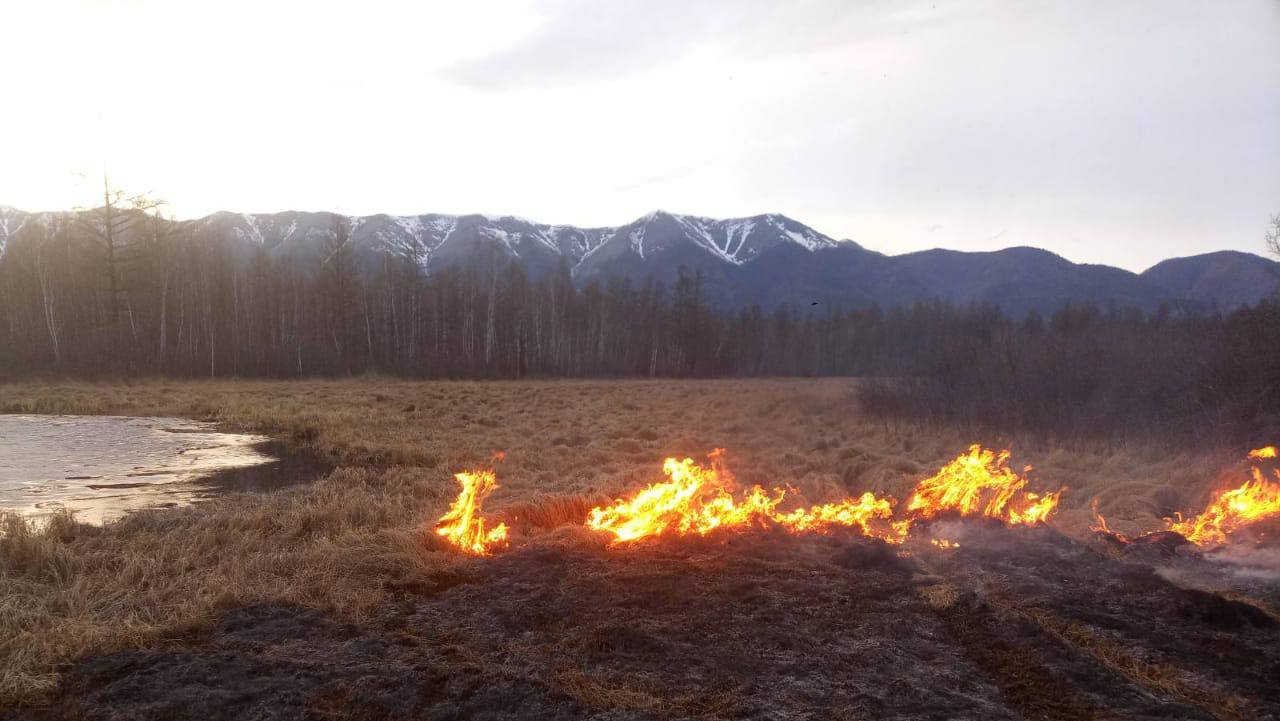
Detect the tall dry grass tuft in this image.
<box><xmin>1</xmin><ymin>509</ymin><xmax>79</xmax><ymax>582</ymax></box>
<box><xmin>499</xmin><ymin>495</ymin><xmax>601</xmax><ymax>530</ymax></box>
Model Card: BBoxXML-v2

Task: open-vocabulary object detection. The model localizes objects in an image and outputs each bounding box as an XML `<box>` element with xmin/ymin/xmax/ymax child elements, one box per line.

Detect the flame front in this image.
<box><xmin>773</xmin><ymin>494</ymin><xmax>910</xmax><ymax>543</ymax></box>
<box><xmin>587</xmin><ymin>452</ymin><xmax>787</xmax><ymax>542</ymax></box>
<box><xmin>906</xmin><ymin>445</ymin><xmax>1061</xmax><ymax>525</ymax></box>
<box><xmin>1247</xmin><ymin>446</ymin><xmax>1277</xmax><ymax>460</ymax></box>
<box><xmin>435</xmin><ymin>470</ymin><xmax>509</xmax><ymax>555</ymax></box>
<box><xmin>586</xmin><ymin>450</ymin><xmax>909</xmax><ymax>543</ymax></box>
<box><xmin>1166</xmin><ymin>451</ymin><xmax>1280</xmax><ymax>545</ymax></box>
<box><xmin>431</xmin><ymin>444</ymin><xmax>1280</xmax><ymax>554</ymax></box>
<box><xmin>587</xmin><ymin>445</ymin><xmax>1056</xmax><ymax>546</ymax></box>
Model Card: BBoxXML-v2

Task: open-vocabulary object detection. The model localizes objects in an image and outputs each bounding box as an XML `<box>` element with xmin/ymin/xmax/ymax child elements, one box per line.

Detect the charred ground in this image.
<box><xmin>20</xmin><ymin>525</ymin><xmax>1280</xmax><ymax>721</ymax></box>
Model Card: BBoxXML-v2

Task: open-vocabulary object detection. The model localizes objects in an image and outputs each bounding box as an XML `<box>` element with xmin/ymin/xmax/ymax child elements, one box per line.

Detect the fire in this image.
<box><xmin>587</xmin><ymin>451</ymin><xmax>782</xmax><ymax>542</ymax></box>
<box><xmin>429</xmin><ymin>443</ymin><xmax>1280</xmax><ymax>554</ymax></box>
<box><xmin>1089</xmin><ymin>498</ymin><xmax>1108</xmax><ymax>533</ymax></box>
<box><xmin>434</xmin><ymin>445</ymin><xmax>1063</xmax><ymax>554</ymax></box>
<box><xmin>587</xmin><ymin>445</ymin><xmax>1057</xmax><ymax>546</ymax></box>
<box><xmin>774</xmin><ymin>494</ymin><xmax>910</xmax><ymax>544</ymax></box>
<box><xmin>1092</xmin><ymin>447</ymin><xmax>1280</xmax><ymax>547</ymax></box>
<box><xmin>1166</xmin><ymin>459</ymin><xmax>1280</xmax><ymax>546</ymax></box>
<box><xmin>1089</xmin><ymin>499</ymin><xmax>1122</xmax><ymax>537</ymax></box>
<box><xmin>586</xmin><ymin>450</ymin><xmax>909</xmax><ymax>544</ymax></box>
<box><xmin>435</xmin><ymin>470</ymin><xmax>509</xmax><ymax>555</ymax></box>
<box><xmin>906</xmin><ymin>445</ymin><xmax>1061</xmax><ymax>525</ymax></box>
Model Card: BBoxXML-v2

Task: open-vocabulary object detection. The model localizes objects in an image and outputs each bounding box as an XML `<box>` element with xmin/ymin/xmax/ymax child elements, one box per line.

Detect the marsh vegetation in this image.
<box><xmin>2</xmin><ymin>379</ymin><xmax>1274</xmax><ymax>717</ymax></box>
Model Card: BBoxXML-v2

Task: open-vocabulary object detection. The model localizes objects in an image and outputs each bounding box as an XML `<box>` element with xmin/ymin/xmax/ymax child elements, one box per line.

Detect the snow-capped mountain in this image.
<box><xmin>1</xmin><ymin>205</ymin><xmax>1277</xmax><ymax>315</ymax></box>
<box><xmin>572</xmin><ymin>210</ymin><xmax>841</xmax><ymax>286</ymax></box>
<box><xmin>586</xmin><ymin>210</ymin><xmax>838</xmax><ymax>265</ymax></box>
<box><xmin>0</xmin><ymin>205</ymin><xmax>850</xmax><ymax>301</ymax></box>
<box><xmin>190</xmin><ymin>208</ymin><xmax>840</xmax><ymax>277</ymax></box>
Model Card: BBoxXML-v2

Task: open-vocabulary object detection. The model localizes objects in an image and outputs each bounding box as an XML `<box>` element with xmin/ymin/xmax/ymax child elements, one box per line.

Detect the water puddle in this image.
<box><xmin>0</xmin><ymin>415</ymin><xmax>328</xmax><ymax>524</ymax></box>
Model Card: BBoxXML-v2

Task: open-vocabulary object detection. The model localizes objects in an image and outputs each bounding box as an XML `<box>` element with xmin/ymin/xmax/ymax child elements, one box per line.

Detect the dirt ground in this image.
<box><xmin>1</xmin><ymin>379</ymin><xmax>1278</xmax><ymax>719</ymax></box>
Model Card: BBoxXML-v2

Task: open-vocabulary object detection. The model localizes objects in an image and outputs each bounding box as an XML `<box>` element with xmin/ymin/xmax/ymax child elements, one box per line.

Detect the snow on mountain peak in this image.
<box><xmin>0</xmin><ymin>205</ymin><xmax>844</xmax><ymax>273</ymax></box>
<box><xmin>393</xmin><ymin>215</ymin><xmax>426</xmax><ymax>239</ymax></box>
<box><xmin>611</xmin><ymin>210</ymin><xmax>836</xmax><ymax>265</ymax></box>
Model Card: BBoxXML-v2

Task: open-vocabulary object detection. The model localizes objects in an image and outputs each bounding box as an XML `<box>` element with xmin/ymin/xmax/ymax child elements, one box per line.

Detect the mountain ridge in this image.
<box><xmin>1</xmin><ymin>205</ymin><xmax>1276</xmax><ymax>315</ymax></box>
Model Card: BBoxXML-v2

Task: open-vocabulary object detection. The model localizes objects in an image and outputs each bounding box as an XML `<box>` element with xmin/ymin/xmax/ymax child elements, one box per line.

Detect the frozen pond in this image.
<box><xmin>0</xmin><ymin>415</ymin><xmax>311</xmax><ymax>523</ymax></box>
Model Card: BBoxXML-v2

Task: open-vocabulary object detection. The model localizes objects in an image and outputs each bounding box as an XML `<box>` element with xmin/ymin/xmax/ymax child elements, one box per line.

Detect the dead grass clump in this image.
<box><xmin>613</xmin><ymin>438</ymin><xmax>643</xmax><ymax>454</ymax></box>
<box><xmin>499</xmin><ymin>495</ymin><xmax>600</xmax><ymax>531</ymax></box>
<box><xmin>0</xmin><ymin>466</ymin><xmax>459</xmax><ymax>707</ymax></box>
<box><xmin>551</xmin><ymin>667</ymin><xmax>739</xmax><ymax>718</ymax></box>
<box><xmin>0</xmin><ymin>510</ymin><xmax>82</xmax><ymax>582</ymax></box>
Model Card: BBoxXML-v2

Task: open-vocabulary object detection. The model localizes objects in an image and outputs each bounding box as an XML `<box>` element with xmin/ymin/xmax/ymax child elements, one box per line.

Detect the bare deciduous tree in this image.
<box><xmin>1266</xmin><ymin>213</ymin><xmax>1280</xmax><ymax>259</ymax></box>
<box><xmin>73</xmin><ymin>176</ymin><xmax>164</xmax><ymax>329</ymax></box>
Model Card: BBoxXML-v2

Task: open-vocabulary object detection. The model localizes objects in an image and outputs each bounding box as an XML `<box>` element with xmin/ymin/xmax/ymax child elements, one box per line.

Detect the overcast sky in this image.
<box><xmin>3</xmin><ymin>0</ymin><xmax>1278</xmax><ymax>270</ymax></box>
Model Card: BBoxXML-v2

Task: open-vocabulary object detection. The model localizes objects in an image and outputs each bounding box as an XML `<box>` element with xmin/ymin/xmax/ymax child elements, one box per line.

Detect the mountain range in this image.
<box><xmin>1</xmin><ymin>206</ymin><xmax>1276</xmax><ymax>316</ymax></box>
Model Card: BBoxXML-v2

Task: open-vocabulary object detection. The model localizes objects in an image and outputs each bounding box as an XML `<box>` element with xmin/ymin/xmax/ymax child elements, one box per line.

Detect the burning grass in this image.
<box><xmin>1095</xmin><ymin>446</ymin><xmax>1280</xmax><ymax>549</ymax></box>
<box><xmin>907</xmin><ymin>445</ymin><xmax>1061</xmax><ymax>526</ymax></box>
<box><xmin>1</xmin><ymin>378</ymin><xmax>1279</xmax><ymax>716</ymax></box>
<box><xmin>440</xmin><ymin>444</ymin><xmax>1062</xmax><ymax>553</ymax></box>
<box><xmin>434</xmin><ymin>469</ymin><xmax>509</xmax><ymax>555</ymax></box>
<box><xmin>1167</xmin><ymin>466</ymin><xmax>1280</xmax><ymax>546</ymax></box>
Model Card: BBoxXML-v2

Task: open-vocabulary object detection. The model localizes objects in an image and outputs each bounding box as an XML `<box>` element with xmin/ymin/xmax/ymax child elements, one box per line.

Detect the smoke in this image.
<box><xmin>1203</xmin><ymin>544</ymin><xmax>1280</xmax><ymax>583</ymax></box>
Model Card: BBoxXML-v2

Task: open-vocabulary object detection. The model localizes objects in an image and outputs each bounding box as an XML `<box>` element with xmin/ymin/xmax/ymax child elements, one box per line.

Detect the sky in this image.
<box><xmin>2</xmin><ymin>0</ymin><xmax>1278</xmax><ymax>271</ymax></box>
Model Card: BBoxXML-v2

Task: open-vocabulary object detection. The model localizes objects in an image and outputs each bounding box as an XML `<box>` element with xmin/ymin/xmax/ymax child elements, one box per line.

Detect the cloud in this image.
<box><xmin>447</xmin><ymin>0</ymin><xmax>709</xmax><ymax>88</ymax></box>
<box><xmin>445</xmin><ymin>0</ymin><xmax>981</xmax><ymax>89</ymax></box>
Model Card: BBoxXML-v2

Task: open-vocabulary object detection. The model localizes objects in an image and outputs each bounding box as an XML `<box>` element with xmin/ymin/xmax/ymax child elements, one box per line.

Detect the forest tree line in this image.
<box><xmin>0</xmin><ymin>206</ymin><xmax>913</xmax><ymax>379</ymax></box>
<box><xmin>0</xmin><ymin>204</ymin><xmax>1041</xmax><ymax>380</ymax></box>
<box><xmin>2</xmin><ymin>204</ymin><xmax>1279</xmax><ymax>444</ymax></box>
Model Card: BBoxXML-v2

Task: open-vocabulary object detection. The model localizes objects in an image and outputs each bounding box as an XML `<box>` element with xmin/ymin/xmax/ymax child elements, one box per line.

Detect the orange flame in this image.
<box><xmin>906</xmin><ymin>445</ymin><xmax>1061</xmax><ymax>525</ymax></box>
<box><xmin>587</xmin><ymin>451</ymin><xmax>780</xmax><ymax>542</ymax></box>
<box><xmin>435</xmin><ymin>470</ymin><xmax>509</xmax><ymax>555</ymax></box>
<box><xmin>587</xmin><ymin>445</ymin><xmax>1057</xmax><ymax>546</ymax></box>
<box><xmin>1247</xmin><ymin>445</ymin><xmax>1277</xmax><ymax>460</ymax></box>
<box><xmin>434</xmin><ymin>445</ymin><xmax>1064</xmax><ymax>555</ymax></box>
<box><xmin>1166</xmin><ymin>447</ymin><xmax>1280</xmax><ymax>545</ymax></box>
<box><xmin>1089</xmin><ymin>499</ymin><xmax>1120</xmax><ymax>536</ymax></box>
<box><xmin>774</xmin><ymin>494</ymin><xmax>911</xmax><ymax>544</ymax></box>
<box><xmin>586</xmin><ymin>450</ymin><xmax>909</xmax><ymax>544</ymax></box>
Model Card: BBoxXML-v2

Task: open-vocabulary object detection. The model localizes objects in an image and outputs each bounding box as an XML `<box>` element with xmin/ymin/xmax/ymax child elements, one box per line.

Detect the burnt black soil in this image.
<box><xmin>12</xmin><ymin>526</ymin><xmax>1280</xmax><ymax>721</ymax></box>
<box><xmin>30</xmin><ymin>605</ymin><xmax>581</xmax><ymax>721</ymax></box>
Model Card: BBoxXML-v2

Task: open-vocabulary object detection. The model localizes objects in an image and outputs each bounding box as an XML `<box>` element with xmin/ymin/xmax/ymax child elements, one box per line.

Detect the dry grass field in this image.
<box><xmin>0</xmin><ymin>379</ymin><xmax>1276</xmax><ymax>719</ymax></box>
